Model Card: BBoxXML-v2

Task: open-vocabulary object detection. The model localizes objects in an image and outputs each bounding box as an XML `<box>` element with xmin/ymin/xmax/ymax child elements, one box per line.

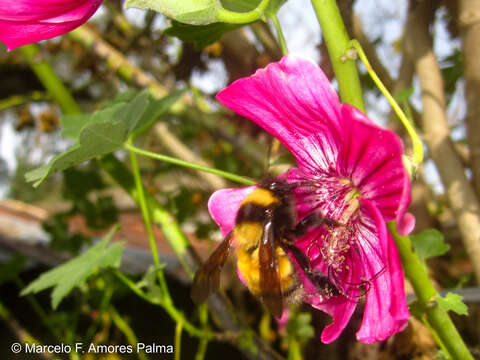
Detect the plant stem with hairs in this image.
<box><xmin>388</xmin><ymin>223</ymin><xmax>473</xmax><ymax>360</ymax></box>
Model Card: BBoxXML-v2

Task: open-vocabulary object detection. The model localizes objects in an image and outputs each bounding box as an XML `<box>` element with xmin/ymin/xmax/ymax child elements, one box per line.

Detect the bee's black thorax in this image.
<box><xmin>234</xmin><ymin>178</ymin><xmax>297</xmax><ymax>240</ymax></box>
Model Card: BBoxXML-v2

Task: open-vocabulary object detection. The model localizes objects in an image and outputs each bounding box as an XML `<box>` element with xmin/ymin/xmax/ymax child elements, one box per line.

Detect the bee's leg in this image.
<box><xmin>279</xmin><ymin>238</ymin><xmax>339</xmax><ymax>297</ymax></box>
<box><xmin>279</xmin><ymin>238</ymin><xmax>310</xmax><ymax>271</ymax></box>
<box><xmin>292</xmin><ymin>212</ymin><xmax>340</xmax><ymax>238</ymax></box>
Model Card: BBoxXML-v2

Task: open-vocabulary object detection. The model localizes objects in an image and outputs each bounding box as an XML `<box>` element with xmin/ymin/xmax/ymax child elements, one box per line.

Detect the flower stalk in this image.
<box><xmin>388</xmin><ymin>223</ymin><xmax>474</xmax><ymax>360</ymax></box>
<box><xmin>310</xmin><ymin>0</ymin><xmax>364</xmax><ymax>112</ymax></box>
<box><xmin>124</xmin><ymin>143</ymin><xmax>255</xmax><ymax>186</ymax></box>
<box><xmin>127</xmin><ymin>138</ymin><xmax>161</xmax><ymax>267</ymax></box>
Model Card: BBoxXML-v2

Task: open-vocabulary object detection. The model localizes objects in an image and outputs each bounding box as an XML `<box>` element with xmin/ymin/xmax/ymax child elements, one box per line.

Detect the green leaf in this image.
<box><xmin>165</xmin><ymin>21</ymin><xmax>241</xmax><ymax>49</ymax></box>
<box><xmin>21</xmin><ymin>226</ymin><xmax>123</xmax><ymax>309</ymax></box>
<box><xmin>436</xmin><ymin>293</ymin><xmax>468</xmax><ymax>316</ymax></box>
<box><xmin>60</xmin><ymin>114</ymin><xmax>90</xmax><ymax>139</ymax></box>
<box><xmin>137</xmin><ymin>264</ymin><xmax>167</xmax><ymax>304</ymax></box>
<box><xmin>131</xmin><ymin>89</ymin><xmax>185</xmax><ymax>136</ymax></box>
<box><xmin>221</xmin><ymin>0</ymin><xmax>260</xmax><ymax>11</ymax></box>
<box><xmin>440</xmin><ymin>49</ymin><xmax>463</xmax><ymax>101</ymax></box>
<box><xmin>0</xmin><ymin>255</ymin><xmax>26</xmax><ymax>286</ymax></box>
<box><xmin>26</xmin><ymin>90</ymin><xmax>182</xmax><ymax>187</ymax></box>
<box><xmin>265</xmin><ymin>0</ymin><xmax>287</xmax><ymax>16</ymax></box>
<box><xmin>286</xmin><ymin>311</ymin><xmax>314</xmax><ymax>342</ymax></box>
<box><xmin>26</xmin><ymin>113</ymin><xmax>130</xmax><ymax>187</ymax></box>
<box><xmin>125</xmin><ymin>0</ymin><xmax>221</xmax><ymax>25</ymax></box>
<box><xmin>410</xmin><ymin>229</ymin><xmax>450</xmax><ymax>261</ymax></box>
<box><xmin>101</xmin><ymin>89</ymin><xmax>139</xmax><ymax>108</ymax></box>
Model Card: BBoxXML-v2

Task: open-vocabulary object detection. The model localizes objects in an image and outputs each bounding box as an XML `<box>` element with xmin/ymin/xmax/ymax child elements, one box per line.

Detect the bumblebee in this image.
<box><xmin>191</xmin><ymin>177</ymin><xmax>342</xmax><ymax>317</ymax></box>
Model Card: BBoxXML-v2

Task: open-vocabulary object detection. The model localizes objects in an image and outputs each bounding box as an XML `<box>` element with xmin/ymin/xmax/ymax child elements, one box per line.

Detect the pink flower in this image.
<box><xmin>209</xmin><ymin>55</ymin><xmax>412</xmax><ymax>343</ymax></box>
<box><xmin>0</xmin><ymin>0</ymin><xmax>102</xmax><ymax>51</ymax></box>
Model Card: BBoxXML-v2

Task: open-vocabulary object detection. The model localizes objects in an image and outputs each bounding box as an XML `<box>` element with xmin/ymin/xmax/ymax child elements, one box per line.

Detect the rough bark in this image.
<box><xmin>404</xmin><ymin>0</ymin><xmax>480</xmax><ymax>282</ymax></box>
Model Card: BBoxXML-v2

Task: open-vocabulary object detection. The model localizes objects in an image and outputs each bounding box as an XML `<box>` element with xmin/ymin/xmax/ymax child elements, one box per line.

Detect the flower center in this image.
<box><xmin>317</xmin><ymin>183</ymin><xmax>360</xmax><ymax>273</ymax></box>
<box><xmin>320</xmin><ymin>226</ymin><xmax>352</xmax><ymax>271</ymax></box>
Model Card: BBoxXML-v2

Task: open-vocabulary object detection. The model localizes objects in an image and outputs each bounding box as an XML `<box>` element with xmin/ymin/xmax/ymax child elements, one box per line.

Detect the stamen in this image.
<box><xmin>320</xmin><ymin>226</ymin><xmax>351</xmax><ymax>271</ymax></box>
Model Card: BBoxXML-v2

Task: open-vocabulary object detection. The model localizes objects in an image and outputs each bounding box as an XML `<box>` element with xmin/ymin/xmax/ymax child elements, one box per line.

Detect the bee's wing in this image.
<box><xmin>259</xmin><ymin>212</ymin><xmax>284</xmax><ymax>318</ymax></box>
<box><xmin>191</xmin><ymin>232</ymin><xmax>233</xmax><ymax>304</ymax></box>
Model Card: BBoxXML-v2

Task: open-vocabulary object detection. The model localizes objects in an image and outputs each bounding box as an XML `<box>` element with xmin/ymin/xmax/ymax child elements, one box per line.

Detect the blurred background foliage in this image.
<box><xmin>0</xmin><ymin>0</ymin><xmax>479</xmax><ymax>359</ymax></box>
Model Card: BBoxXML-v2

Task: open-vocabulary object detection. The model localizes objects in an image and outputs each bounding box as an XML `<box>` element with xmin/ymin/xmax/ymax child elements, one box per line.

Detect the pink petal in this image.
<box><xmin>216</xmin><ymin>55</ymin><xmax>343</xmax><ymax>173</ymax></box>
<box><xmin>293</xmin><ymin>228</ymin><xmax>360</xmax><ymax>343</ymax></box>
<box><xmin>396</xmin><ymin>212</ymin><xmax>416</xmax><ymax>236</ymax></box>
<box><xmin>314</xmin><ymin>296</ymin><xmax>358</xmax><ymax>343</ymax></box>
<box><xmin>0</xmin><ymin>0</ymin><xmax>101</xmax><ymax>51</ymax></box>
<box><xmin>207</xmin><ymin>186</ymin><xmax>255</xmax><ymax>236</ymax></box>
<box><xmin>338</xmin><ymin>104</ymin><xmax>413</xmax><ymax>231</ymax></box>
<box><xmin>276</xmin><ymin>308</ymin><xmax>290</xmax><ymax>333</ymax></box>
<box><xmin>384</xmin><ymin>231</ymin><xmax>410</xmax><ymax>328</ymax></box>
<box><xmin>355</xmin><ymin>199</ymin><xmax>409</xmax><ymax>343</ymax></box>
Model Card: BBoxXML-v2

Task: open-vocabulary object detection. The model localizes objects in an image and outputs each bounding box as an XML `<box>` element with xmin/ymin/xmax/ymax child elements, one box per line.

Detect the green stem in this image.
<box><xmin>85</xmin><ymin>288</ymin><xmax>113</xmax><ymax>343</ymax></box>
<box><xmin>162</xmin><ymin>300</ymin><xmax>210</xmax><ymax>339</ymax></box>
<box><xmin>15</xmin><ymin>278</ymin><xmax>62</xmax><ymax>341</ymax></box>
<box><xmin>270</xmin><ymin>13</ymin><xmax>288</xmax><ymax>55</ymax></box>
<box><xmin>128</xmin><ymin>139</ymin><xmax>174</xmax><ymax>310</ymax></box>
<box><xmin>216</xmin><ymin>0</ymin><xmax>270</xmax><ymax>24</ymax></box>
<box><xmin>388</xmin><ymin>223</ymin><xmax>474</xmax><ymax>360</ymax></box>
<box><xmin>350</xmin><ymin>40</ymin><xmax>424</xmax><ymax>167</ymax></box>
<box><xmin>287</xmin><ymin>336</ymin><xmax>302</xmax><ymax>360</ymax></box>
<box><xmin>110</xmin><ymin>307</ymin><xmax>149</xmax><ymax>360</ymax></box>
<box><xmin>128</xmin><ymin>139</ymin><xmax>161</xmax><ymax>267</ymax></box>
<box><xmin>19</xmin><ymin>44</ymin><xmax>81</xmax><ymax>114</ymax></box>
<box><xmin>124</xmin><ymin>143</ymin><xmax>255</xmax><ymax>186</ymax></box>
<box><xmin>195</xmin><ymin>305</ymin><xmax>209</xmax><ymax>360</ymax></box>
<box><xmin>0</xmin><ymin>300</ymin><xmax>62</xmax><ymax>360</ymax></box>
<box><xmin>99</xmin><ymin>155</ymin><xmax>196</xmax><ymax>276</ymax></box>
<box><xmin>310</xmin><ymin>0</ymin><xmax>364</xmax><ymax>111</ymax></box>
<box><xmin>113</xmin><ymin>269</ymin><xmax>159</xmax><ymax>304</ymax></box>
<box><xmin>174</xmin><ymin>321</ymin><xmax>183</xmax><ymax>360</ymax></box>
<box><xmin>112</xmin><ymin>269</ymin><xmax>211</xmax><ymax>340</ymax></box>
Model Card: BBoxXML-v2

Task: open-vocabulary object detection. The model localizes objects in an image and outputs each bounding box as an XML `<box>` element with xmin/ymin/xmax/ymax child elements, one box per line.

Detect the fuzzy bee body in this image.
<box><xmin>191</xmin><ymin>177</ymin><xmax>340</xmax><ymax>317</ymax></box>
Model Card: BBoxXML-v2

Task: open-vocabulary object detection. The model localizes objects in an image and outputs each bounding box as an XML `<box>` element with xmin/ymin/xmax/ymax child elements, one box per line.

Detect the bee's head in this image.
<box><xmin>260</xmin><ymin>176</ymin><xmax>295</xmax><ymax>196</ymax></box>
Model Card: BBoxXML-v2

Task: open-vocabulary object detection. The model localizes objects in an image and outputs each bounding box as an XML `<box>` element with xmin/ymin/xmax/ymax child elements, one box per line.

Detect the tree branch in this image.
<box><xmin>458</xmin><ymin>0</ymin><xmax>480</xmax><ymax>197</ymax></box>
<box><xmin>404</xmin><ymin>0</ymin><xmax>480</xmax><ymax>282</ymax></box>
